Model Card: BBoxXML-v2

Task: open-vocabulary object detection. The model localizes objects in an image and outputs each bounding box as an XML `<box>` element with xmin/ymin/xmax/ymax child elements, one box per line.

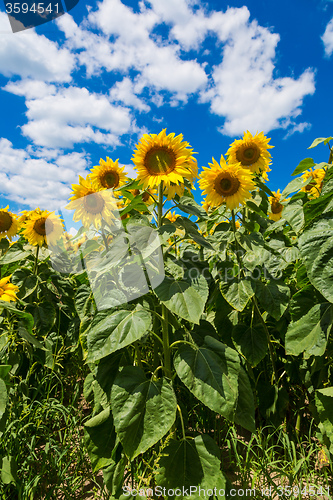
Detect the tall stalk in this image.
<box><xmin>157</xmin><ymin>182</ymin><xmax>172</xmax><ymax>379</ymax></box>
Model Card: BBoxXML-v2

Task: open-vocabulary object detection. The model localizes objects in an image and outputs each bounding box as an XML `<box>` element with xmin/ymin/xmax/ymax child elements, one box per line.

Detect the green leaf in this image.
<box><xmin>18</xmin><ymin>327</ymin><xmax>44</xmax><ymax>350</ymax></box>
<box><xmin>220</xmin><ymin>278</ymin><xmax>255</xmax><ymax>312</ymax></box>
<box><xmin>1</xmin><ymin>456</ymin><xmax>17</xmax><ymax>485</ymax></box>
<box><xmin>174</xmin><ymin>337</ymin><xmax>240</xmax><ymax>420</ymax></box>
<box><xmin>0</xmin><ymin>378</ymin><xmax>7</xmax><ymax>418</ymax></box>
<box><xmin>304</xmin><ymin>193</ymin><xmax>333</xmax><ymax>227</ymax></box>
<box><xmin>75</xmin><ymin>284</ymin><xmax>95</xmax><ymax>320</ymax></box>
<box><xmin>285</xmin><ymin>303</ymin><xmax>333</xmax><ymax>358</ymax></box>
<box><xmin>232</xmin><ymin>323</ymin><xmax>268</xmax><ymax>367</ymax></box>
<box><xmin>255</xmin><ymin>280</ymin><xmax>290</xmax><ymax>320</ymax></box>
<box><xmin>0</xmin><ymin>245</ymin><xmax>30</xmax><ymax>264</ymax></box>
<box><xmin>282</xmin><ymin>200</ymin><xmax>304</xmax><ymax>233</ymax></box>
<box><xmin>0</xmin><ymin>365</ymin><xmax>11</xmax><ymax>379</ymax></box>
<box><xmin>176</xmin><ymin>196</ymin><xmax>208</xmax><ymax>219</ymax></box>
<box><xmin>156</xmin><ymin>435</ymin><xmax>226</xmax><ymax>500</ymax></box>
<box><xmin>11</xmin><ymin>268</ymin><xmax>38</xmax><ymax>299</ymax></box>
<box><xmin>292</xmin><ymin>158</ymin><xmax>315</xmax><ymax>176</ymax></box>
<box><xmin>298</xmin><ymin>219</ymin><xmax>333</xmax><ymax>303</ymax></box>
<box><xmin>0</xmin><ymin>301</ymin><xmax>34</xmax><ymax>334</ymax></box>
<box><xmin>315</xmin><ymin>387</ymin><xmax>333</xmax><ymax>454</ymax></box>
<box><xmin>289</xmin><ymin>286</ymin><xmax>313</xmax><ymax>322</ymax></box>
<box><xmin>281</xmin><ymin>176</ymin><xmax>311</xmax><ymax>199</ymax></box>
<box><xmin>234</xmin><ymin>367</ymin><xmax>256</xmax><ymax>433</ymax></box>
<box><xmin>308</xmin><ymin>137</ymin><xmax>332</xmax><ymax>149</ymax></box>
<box><xmin>84</xmin><ymin>408</ymin><xmax>117</xmax><ymax>472</ymax></box>
<box><xmin>103</xmin><ymin>455</ymin><xmax>128</xmax><ymax>498</ymax></box>
<box><xmin>28</xmin><ymin>301</ymin><xmax>56</xmax><ymax>334</ymax></box>
<box><xmin>87</xmin><ymin>305</ymin><xmax>152</xmax><ymax>362</ymax></box>
<box><xmin>154</xmin><ymin>275</ymin><xmax>208</xmax><ymax>324</ymax></box>
<box><xmin>111</xmin><ymin>367</ymin><xmax>177</xmax><ymax>460</ymax></box>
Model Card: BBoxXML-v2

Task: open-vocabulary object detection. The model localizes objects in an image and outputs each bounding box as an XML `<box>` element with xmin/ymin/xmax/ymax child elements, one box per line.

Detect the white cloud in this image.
<box><xmin>322</xmin><ymin>17</ymin><xmax>333</xmax><ymax>56</ymax></box>
<box><xmin>109</xmin><ymin>78</ymin><xmax>150</xmax><ymax>112</ymax></box>
<box><xmin>20</xmin><ymin>86</ymin><xmax>133</xmax><ymax>148</ymax></box>
<box><xmin>57</xmin><ymin>3</ymin><xmax>208</xmax><ymax>100</ymax></box>
<box><xmin>0</xmin><ymin>138</ymin><xmax>88</xmax><ymax>209</ymax></box>
<box><xmin>199</xmin><ymin>13</ymin><xmax>315</xmax><ymax>135</ymax></box>
<box><xmin>3</xmin><ymin>80</ymin><xmax>57</xmax><ymax>99</ymax></box>
<box><xmin>0</xmin><ymin>12</ymin><xmax>75</xmax><ymax>82</ymax></box>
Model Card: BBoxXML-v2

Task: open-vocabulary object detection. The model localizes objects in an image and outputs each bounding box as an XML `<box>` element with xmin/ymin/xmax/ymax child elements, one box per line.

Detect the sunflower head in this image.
<box><xmin>90</xmin><ymin>158</ymin><xmax>128</xmax><ymax>191</ymax></box>
<box><xmin>301</xmin><ymin>168</ymin><xmax>326</xmax><ymax>199</ymax></box>
<box><xmin>22</xmin><ymin>210</ymin><xmax>64</xmax><ymax>247</ymax></box>
<box><xmin>199</xmin><ymin>156</ymin><xmax>255</xmax><ymax>211</ymax></box>
<box><xmin>66</xmin><ymin>175</ymin><xmax>117</xmax><ymax>229</ymax></box>
<box><xmin>268</xmin><ymin>189</ymin><xmax>285</xmax><ymax>221</ymax></box>
<box><xmin>227</xmin><ymin>131</ymin><xmax>273</xmax><ymax>178</ymax></box>
<box><xmin>0</xmin><ymin>207</ymin><xmax>18</xmax><ymax>241</ymax></box>
<box><xmin>164</xmin><ymin>211</ymin><xmax>179</xmax><ymax>224</ymax></box>
<box><xmin>132</xmin><ymin>129</ymin><xmax>197</xmax><ymax>190</ymax></box>
<box><xmin>0</xmin><ymin>275</ymin><xmax>19</xmax><ymax>302</ymax></box>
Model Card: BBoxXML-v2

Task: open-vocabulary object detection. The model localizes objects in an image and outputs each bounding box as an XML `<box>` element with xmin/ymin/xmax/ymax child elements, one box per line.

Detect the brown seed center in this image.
<box><xmin>33</xmin><ymin>217</ymin><xmax>53</xmax><ymax>236</ymax></box>
<box><xmin>271</xmin><ymin>199</ymin><xmax>283</xmax><ymax>214</ymax></box>
<box><xmin>215</xmin><ymin>173</ymin><xmax>240</xmax><ymax>196</ymax></box>
<box><xmin>0</xmin><ymin>211</ymin><xmax>13</xmax><ymax>232</ymax></box>
<box><xmin>83</xmin><ymin>192</ymin><xmax>105</xmax><ymax>214</ymax></box>
<box><xmin>144</xmin><ymin>147</ymin><xmax>176</xmax><ymax>175</ymax></box>
<box><xmin>101</xmin><ymin>171</ymin><xmax>120</xmax><ymax>189</ymax></box>
<box><xmin>236</xmin><ymin>143</ymin><xmax>261</xmax><ymax>166</ymax></box>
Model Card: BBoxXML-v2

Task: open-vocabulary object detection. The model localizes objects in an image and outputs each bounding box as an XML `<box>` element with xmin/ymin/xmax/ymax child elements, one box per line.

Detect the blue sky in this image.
<box><xmin>1</xmin><ymin>0</ymin><xmax>333</xmax><ymax>213</ymax></box>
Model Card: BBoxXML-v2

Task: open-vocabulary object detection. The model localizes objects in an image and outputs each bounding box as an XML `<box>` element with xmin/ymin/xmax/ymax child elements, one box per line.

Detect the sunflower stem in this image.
<box><xmin>253</xmin><ymin>296</ymin><xmax>278</xmax><ymax>385</ymax></box>
<box><xmin>157</xmin><ymin>181</ymin><xmax>172</xmax><ymax>380</ymax></box>
<box><xmin>33</xmin><ymin>245</ymin><xmax>40</xmax><ymax>275</ymax></box>
<box><xmin>101</xmin><ymin>223</ymin><xmax>109</xmax><ymax>251</ymax></box>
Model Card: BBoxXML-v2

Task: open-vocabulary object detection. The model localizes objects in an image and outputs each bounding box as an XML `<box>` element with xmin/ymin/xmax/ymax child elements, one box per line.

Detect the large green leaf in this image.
<box><xmin>234</xmin><ymin>367</ymin><xmax>256</xmax><ymax>433</ymax></box>
<box><xmin>291</xmin><ymin>157</ymin><xmax>315</xmax><ymax>176</ymax></box>
<box><xmin>87</xmin><ymin>305</ymin><xmax>152</xmax><ymax>362</ymax></box>
<box><xmin>232</xmin><ymin>323</ymin><xmax>268</xmax><ymax>367</ymax></box>
<box><xmin>255</xmin><ymin>280</ymin><xmax>290</xmax><ymax>320</ymax></box>
<box><xmin>27</xmin><ymin>301</ymin><xmax>56</xmax><ymax>334</ymax></box>
<box><xmin>0</xmin><ymin>245</ymin><xmax>30</xmax><ymax>264</ymax></box>
<box><xmin>285</xmin><ymin>303</ymin><xmax>333</xmax><ymax>358</ymax></box>
<box><xmin>75</xmin><ymin>284</ymin><xmax>95</xmax><ymax>320</ymax></box>
<box><xmin>220</xmin><ymin>278</ymin><xmax>255</xmax><ymax>312</ymax></box>
<box><xmin>154</xmin><ymin>275</ymin><xmax>208</xmax><ymax>324</ymax></box>
<box><xmin>174</xmin><ymin>337</ymin><xmax>240</xmax><ymax>420</ymax></box>
<box><xmin>298</xmin><ymin>219</ymin><xmax>333</xmax><ymax>302</ymax></box>
<box><xmin>0</xmin><ymin>379</ymin><xmax>7</xmax><ymax>418</ymax></box>
<box><xmin>0</xmin><ymin>301</ymin><xmax>34</xmax><ymax>334</ymax></box>
<box><xmin>84</xmin><ymin>408</ymin><xmax>117</xmax><ymax>472</ymax></box>
<box><xmin>282</xmin><ymin>200</ymin><xmax>304</xmax><ymax>233</ymax></box>
<box><xmin>11</xmin><ymin>268</ymin><xmax>38</xmax><ymax>299</ymax></box>
<box><xmin>111</xmin><ymin>367</ymin><xmax>177</xmax><ymax>460</ymax></box>
<box><xmin>156</xmin><ymin>435</ymin><xmax>226</xmax><ymax>500</ymax></box>
<box><xmin>315</xmin><ymin>387</ymin><xmax>333</xmax><ymax>454</ymax></box>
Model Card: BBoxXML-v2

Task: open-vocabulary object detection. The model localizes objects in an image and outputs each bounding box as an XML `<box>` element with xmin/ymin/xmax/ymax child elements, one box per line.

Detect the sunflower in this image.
<box><xmin>227</xmin><ymin>131</ymin><xmax>273</xmax><ymax>178</ymax></box>
<box><xmin>164</xmin><ymin>211</ymin><xmax>179</xmax><ymax>224</ymax></box>
<box><xmin>0</xmin><ymin>275</ymin><xmax>19</xmax><ymax>302</ymax></box>
<box><xmin>18</xmin><ymin>208</ymin><xmax>39</xmax><ymax>225</ymax></box>
<box><xmin>130</xmin><ymin>188</ymin><xmax>156</xmax><ymax>205</ymax></box>
<box><xmin>0</xmin><ymin>207</ymin><xmax>18</xmax><ymax>241</ymax></box>
<box><xmin>199</xmin><ymin>156</ymin><xmax>255</xmax><ymax>211</ymax></box>
<box><xmin>66</xmin><ymin>176</ymin><xmax>117</xmax><ymax>229</ymax></box>
<box><xmin>132</xmin><ymin>129</ymin><xmax>196</xmax><ymax>190</ymax></box>
<box><xmin>268</xmin><ymin>190</ymin><xmax>285</xmax><ymax>221</ymax></box>
<box><xmin>22</xmin><ymin>210</ymin><xmax>64</xmax><ymax>247</ymax></box>
<box><xmin>301</xmin><ymin>168</ymin><xmax>326</xmax><ymax>199</ymax></box>
<box><xmin>90</xmin><ymin>158</ymin><xmax>128</xmax><ymax>191</ymax></box>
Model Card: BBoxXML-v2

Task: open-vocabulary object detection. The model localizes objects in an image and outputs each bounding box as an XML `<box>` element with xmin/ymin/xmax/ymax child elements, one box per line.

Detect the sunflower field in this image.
<box><xmin>0</xmin><ymin>130</ymin><xmax>333</xmax><ymax>499</ymax></box>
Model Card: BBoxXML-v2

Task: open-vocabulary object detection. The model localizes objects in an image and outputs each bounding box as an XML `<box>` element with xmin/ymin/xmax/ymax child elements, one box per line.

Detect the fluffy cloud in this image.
<box><xmin>0</xmin><ymin>138</ymin><xmax>88</xmax><ymax>209</ymax></box>
<box><xmin>18</xmin><ymin>86</ymin><xmax>133</xmax><ymax>148</ymax></box>
<box><xmin>199</xmin><ymin>10</ymin><xmax>315</xmax><ymax>135</ymax></box>
<box><xmin>322</xmin><ymin>17</ymin><xmax>333</xmax><ymax>56</ymax></box>
<box><xmin>0</xmin><ymin>13</ymin><xmax>75</xmax><ymax>82</ymax></box>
